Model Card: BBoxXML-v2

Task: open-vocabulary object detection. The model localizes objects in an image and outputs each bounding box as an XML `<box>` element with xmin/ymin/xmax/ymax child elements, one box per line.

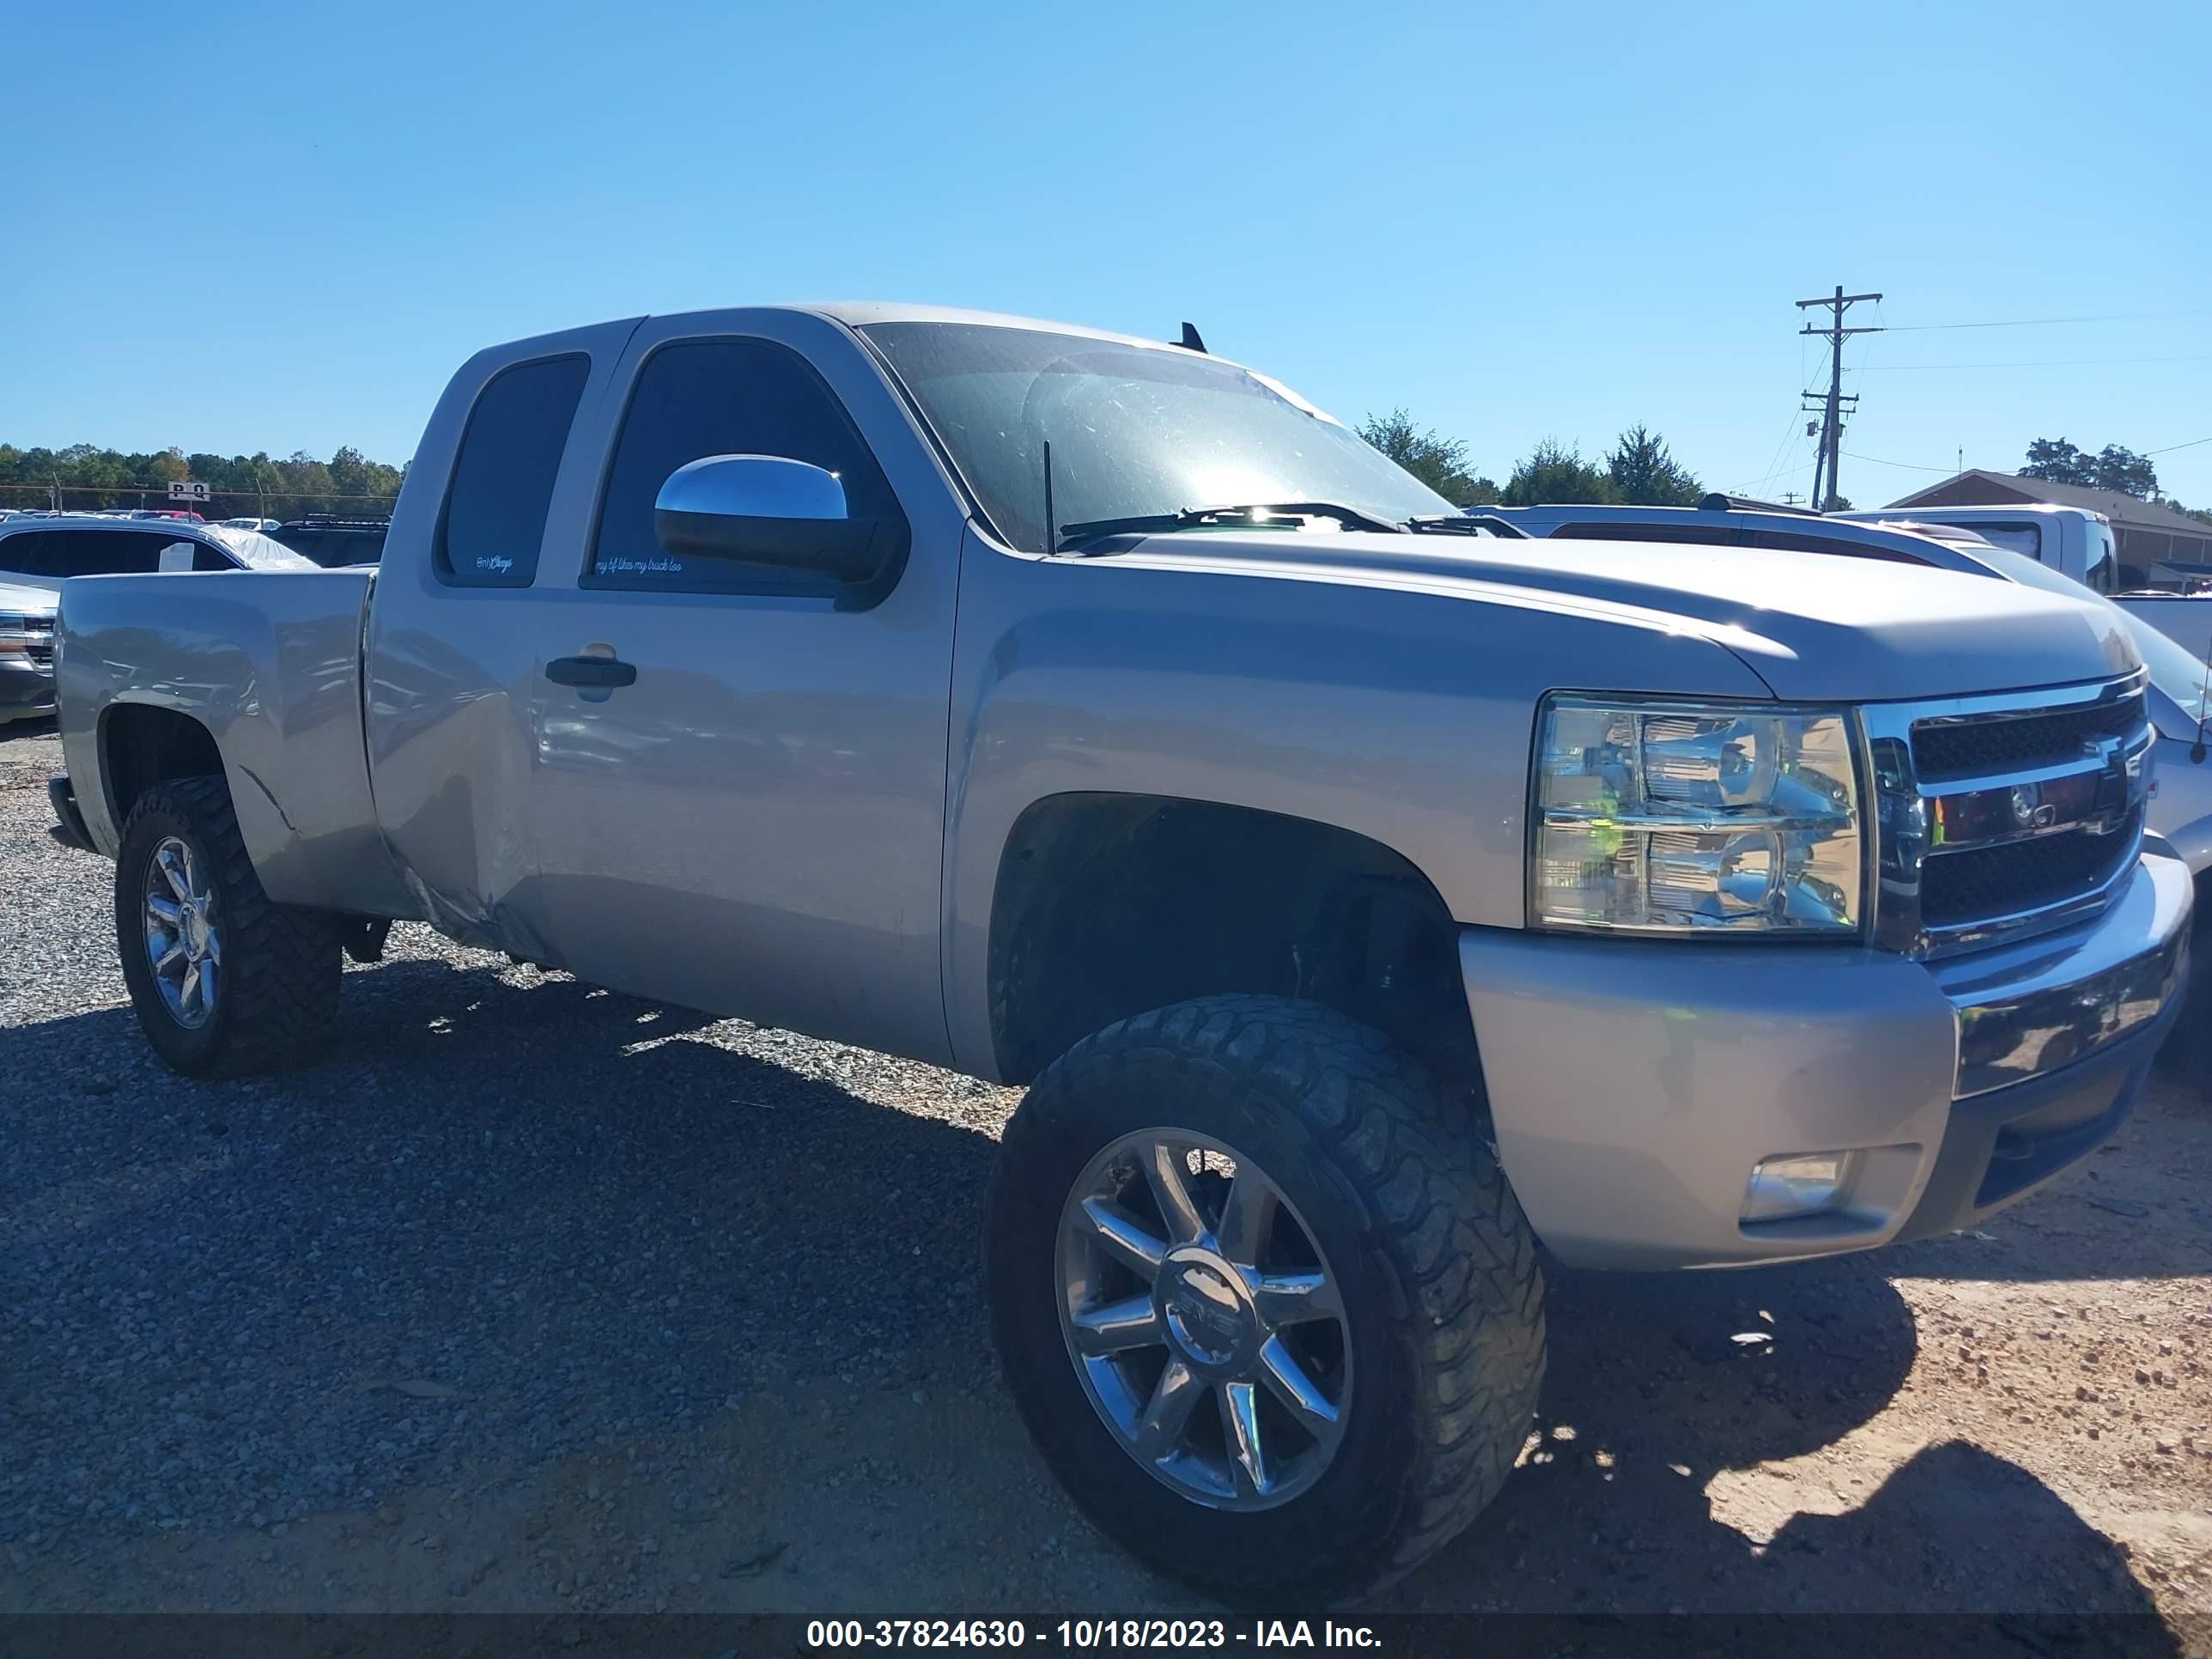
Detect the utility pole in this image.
<box><xmin>1796</xmin><ymin>285</ymin><xmax>1881</xmax><ymax>511</ymax></box>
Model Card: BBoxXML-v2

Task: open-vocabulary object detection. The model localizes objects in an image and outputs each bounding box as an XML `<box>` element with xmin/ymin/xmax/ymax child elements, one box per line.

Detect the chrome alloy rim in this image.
<box><xmin>1056</xmin><ymin>1129</ymin><xmax>1352</xmax><ymax>1510</ymax></box>
<box><xmin>143</xmin><ymin>836</ymin><xmax>221</xmax><ymax>1029</ymax></box>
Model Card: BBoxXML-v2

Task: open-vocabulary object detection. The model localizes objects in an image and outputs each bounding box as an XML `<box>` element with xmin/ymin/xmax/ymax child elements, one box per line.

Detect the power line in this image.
<box><xmin>1848</xmin><ymin>437</ymin><xmax>2212</xmax><ymax>475</ymax></box>
<box><xmin>1881</xmin><ymin>307</ymin><xmax>2212</xmax><ymax>331</ymax></box>
<box><xmin>1860</xmin><ymin>354</ymin><xmax>2212</xmax><ymax>371</ymax></box>
<box><xmin>1841</xmin><ymin>451</ymin><xmax>1957</xmax><ymax>474</ymax></box>
<box><xmin>1738</xmin><ymin>401</ymin><xmax>1816</xmax><ymax>498</ymax></box>
<box><xmin>1740</xmin><ymin>320</ymin><xmax>1827</xmax><ymax>495</ymax></box>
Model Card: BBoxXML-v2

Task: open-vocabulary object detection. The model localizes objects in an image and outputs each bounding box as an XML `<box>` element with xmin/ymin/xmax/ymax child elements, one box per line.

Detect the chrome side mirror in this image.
<box><xmin>653</xmin><ymin>455</ymin><xmax>905</xmax><ymax>586</ymax></box>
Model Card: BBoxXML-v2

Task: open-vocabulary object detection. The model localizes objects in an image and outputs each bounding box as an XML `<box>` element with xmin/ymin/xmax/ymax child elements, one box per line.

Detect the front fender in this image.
<box><xmin>938</xmin><ymin>530</ymin><xmax>1778</xmax><ymax>1079</ymax></box>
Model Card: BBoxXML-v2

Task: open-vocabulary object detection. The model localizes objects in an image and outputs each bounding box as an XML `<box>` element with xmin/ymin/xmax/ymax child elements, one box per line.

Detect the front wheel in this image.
<box><xmin>113</xmin><ymin>775</ymin><xmax>342</xmax><ymax>1076</ymax></box>
<box><xmin>986</xmin><ymin>996</ymin><xmax>1546</xmax><ymax>1605</ymax></box>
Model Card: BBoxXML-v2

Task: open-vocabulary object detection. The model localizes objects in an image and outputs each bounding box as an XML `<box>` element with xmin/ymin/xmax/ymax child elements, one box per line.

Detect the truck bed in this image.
<box><xmin>55</xmin><ymin>568</ymin><xmax>416</xmax><ymax>917</ymax></box>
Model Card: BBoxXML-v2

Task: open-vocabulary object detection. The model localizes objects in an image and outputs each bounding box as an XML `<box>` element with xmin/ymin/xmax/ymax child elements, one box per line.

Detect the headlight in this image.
<box><xmin>1530</xmin><ymin>695</ymin><xmax>1863</xmax><ymax>936</ymax></box>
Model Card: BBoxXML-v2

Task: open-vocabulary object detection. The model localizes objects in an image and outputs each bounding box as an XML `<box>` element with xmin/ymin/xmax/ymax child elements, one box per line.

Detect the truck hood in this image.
<box><xmin>1099</xmin><ymin>530</ymin><xmax>2141</xmax><ymax>702</ymax></box>
<box><xmin>0</xmin><ymin>580</ymin><xmax>55</xmax><ymax>615</ymax></box>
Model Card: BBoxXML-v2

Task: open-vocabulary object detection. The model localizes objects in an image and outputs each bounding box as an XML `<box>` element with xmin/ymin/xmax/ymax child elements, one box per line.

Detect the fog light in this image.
<box><xmin>1741</xmin><ymin>1152</ymin><xmax>1856</xmax><ymax>1223</ymax></box>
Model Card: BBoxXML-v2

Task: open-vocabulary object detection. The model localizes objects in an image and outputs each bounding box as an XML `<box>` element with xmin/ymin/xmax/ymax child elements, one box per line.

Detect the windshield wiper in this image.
<box><xmin>1056</xmin><ymin>501</ymin><xmax>1406</xmax><ymax>549</ymax></box>
<box><xmin>1406</xmin><ymin>514</ymin><xmax>1528</xmax><ymax>539</ymax></box>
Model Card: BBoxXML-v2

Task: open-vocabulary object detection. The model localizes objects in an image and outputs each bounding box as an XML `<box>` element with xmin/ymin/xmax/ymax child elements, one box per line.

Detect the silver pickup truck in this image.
<box><xmin>50</xmin><ymin>304</ymin><xmax>2192</xmax><ymax>1603</ymax></box>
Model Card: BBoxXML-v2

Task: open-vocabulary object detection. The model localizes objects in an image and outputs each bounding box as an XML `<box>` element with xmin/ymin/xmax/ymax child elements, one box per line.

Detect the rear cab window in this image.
<box><xmin>0</xmin><ymin>531</ymin><xmax>55</xmax><ymax>574</ymax></box>
<box><xmin>436</xmin><ymin>355</ymin><xmax>592</xmax><ymax>587</ymax></box>
<box><xmin>1954</xmin><ymin>522</ymin><xmax>2044</xmax><ymax>562</ymax></box>
<box><xmin>2</xmin><ymin>529</ymin><xmax>175</xmax><ymax>577</ymax></box>
<box><xmin>2090</xmin><ymin>529</ymin><xmax>2117</xmax><ymax>593</ymax></box>
<box><xmin>1548</xmin><ymin>521</ymin><xmax>1730</xmax><ymax>546</ymax></box>
<box><xmin>1738</xmin><ymin>528</ymin><xmax>1926</xmax><ymax>564</ymax></box>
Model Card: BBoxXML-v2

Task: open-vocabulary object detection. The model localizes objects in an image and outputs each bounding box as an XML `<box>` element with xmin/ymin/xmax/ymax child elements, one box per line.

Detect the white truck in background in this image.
<box><xmin>1831</xmin><ymin>503</ymin><xmax>2118</xmax><ymax>591</ymax></box>
<box><xmin>1834</xmin><ymin>501</ymin><xmax>2212</xmax><ymax>665</ymax></box>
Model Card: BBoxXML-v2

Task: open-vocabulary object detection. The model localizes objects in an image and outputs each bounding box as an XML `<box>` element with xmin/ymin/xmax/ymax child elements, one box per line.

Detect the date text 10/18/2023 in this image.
<box><xmin>805</xmin><ymin>1620</ymin><xmax>1385</xmax><ymax>1649</ymax></box>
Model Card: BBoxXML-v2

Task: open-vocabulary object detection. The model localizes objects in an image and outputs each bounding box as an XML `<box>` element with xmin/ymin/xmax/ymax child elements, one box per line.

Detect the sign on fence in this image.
<box><xmin>167</xmin><ymin>481</ymin><xmax>211</xmax><ymax>504</ymax></box>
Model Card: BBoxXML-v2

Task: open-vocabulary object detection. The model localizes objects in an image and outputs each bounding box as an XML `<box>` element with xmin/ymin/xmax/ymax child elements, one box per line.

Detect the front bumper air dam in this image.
<box><xmin>1458</xmin><ymin>849</ymin><xmax>2191</xmax><ymax>1271</ymax></box>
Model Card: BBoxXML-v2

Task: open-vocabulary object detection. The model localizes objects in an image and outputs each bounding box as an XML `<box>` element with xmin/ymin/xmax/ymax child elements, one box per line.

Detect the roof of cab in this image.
<box><xmin>690</xmin><ymin>302</ymin><xmax>1245</xmax><ymax>365</ymax></box>
<box><xmin>483</xmin><ymin>303</ymin><xmax>1248</xmax><ymax>374</ymax></box>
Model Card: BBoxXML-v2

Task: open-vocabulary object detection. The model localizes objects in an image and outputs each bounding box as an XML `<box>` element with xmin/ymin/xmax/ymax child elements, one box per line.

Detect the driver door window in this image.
<box><xmin>588</xmin><ymin>338</ymin><xmax>904</xmax><ymax>593</ymax></box>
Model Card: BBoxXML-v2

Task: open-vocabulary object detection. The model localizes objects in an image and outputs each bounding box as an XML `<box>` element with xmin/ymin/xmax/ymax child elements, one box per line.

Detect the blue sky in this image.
<box><xmin>5</xmin><ymin>0</ymin><xmax>2208</xmax><ymax>507</ymax></box>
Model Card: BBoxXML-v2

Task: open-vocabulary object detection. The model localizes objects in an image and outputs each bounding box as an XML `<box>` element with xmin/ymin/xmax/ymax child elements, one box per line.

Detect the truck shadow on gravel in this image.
<box><xmin>1395</xmin><ymin>1267</ymin><xmax>2172</xmax><ymax>1638</ymax></box>
<box><xmin>0</xmin><ymin>955</ymin><xmax>2176</xmax><ymax>1631</ymax></box>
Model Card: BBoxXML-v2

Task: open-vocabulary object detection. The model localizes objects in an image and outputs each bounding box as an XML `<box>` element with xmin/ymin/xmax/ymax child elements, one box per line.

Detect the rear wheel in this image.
<box><xmin>987</xmin><ymin>995</ymin><xmax>1545</xmax><ymax>1605</ymax></box>
<box><xmin>113</xmin><ymin>775</ymin><xmax>342</xmax><ymax>1076</ymax></box>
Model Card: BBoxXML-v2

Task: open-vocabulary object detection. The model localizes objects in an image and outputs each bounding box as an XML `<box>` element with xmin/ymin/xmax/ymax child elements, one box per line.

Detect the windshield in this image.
<box><xmin>2088</xmin><ymin>522</ymin><xmax>2117</xmax><ymax>592</ymax></box>
<box><xmin>199</xmin><ymin>524</ymin><xmax>319</xmax><ymax>571</ymax></box>
<box><xmin>1972</xmin><ymin>544</ymin><xmax>2212</xmax><ymax>729</ymax></box>
<box><xmin>860</xmin><ymin>322</ymin><xmax>1450</xmax><ymax>552</ymax></box>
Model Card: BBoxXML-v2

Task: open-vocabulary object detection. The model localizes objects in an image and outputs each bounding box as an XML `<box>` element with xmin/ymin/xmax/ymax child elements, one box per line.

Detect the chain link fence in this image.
<box><xmin>0</xmin><ymin>482</ymin><xmax>396</xmax><ymax>521</ymax></box>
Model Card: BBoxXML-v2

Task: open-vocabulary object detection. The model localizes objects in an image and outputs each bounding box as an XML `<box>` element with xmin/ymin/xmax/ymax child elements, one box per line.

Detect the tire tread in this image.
<box><xmin>116</xmin><ymin>775</ymin><xmax>340</xmax><ymax>1075</ymax></box>
<box><xmin>992</xmin><ymin>994</ymin><xmax>1546</xmax><ymax>1604</ymax></box>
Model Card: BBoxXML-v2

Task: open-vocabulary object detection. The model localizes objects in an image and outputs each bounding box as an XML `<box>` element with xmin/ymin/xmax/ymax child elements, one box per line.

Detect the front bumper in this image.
<box><xmin>0</xmin><ymin>658</ymin><xmax>55</xmax><ymax>722</ymax></box>
<box><xmin>1460</xmin><ymin>848</ymin><xmax>2191</xmax><ymax>1270</ymax></box>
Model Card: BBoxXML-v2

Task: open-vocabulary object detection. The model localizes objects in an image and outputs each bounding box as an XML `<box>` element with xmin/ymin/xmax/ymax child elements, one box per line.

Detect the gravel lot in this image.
<box><xmin>3</xmin><ymin>719</ymin><xmax>2209</xmax><ymax>1635</ymax></box>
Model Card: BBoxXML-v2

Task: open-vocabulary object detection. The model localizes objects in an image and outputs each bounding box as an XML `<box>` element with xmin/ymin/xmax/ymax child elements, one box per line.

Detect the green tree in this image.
<box><xmin>0</xmin><ymin>439</ymin><xmax>410</xmax><ymax>516</ymax></box>
<box><xmin>1604</xmin><ymin>425</ymin><xmax>1702</xmax><ymax>506</ymax></box>
<box><xmin>1502</xmin><ymin>439</ymin><xmax>1617</xmax><ymax>506</ymax></box>
<box><xmin>281</xmin><ymin>451</ymin><xmax>337</xmax><ymax>500</ymax></box>
<box><xmin>2089</xmin><ymin>444</ymin><xmax>2158</xmax><ymax>499</ymax></box>
<box><xmin>327</xmin><ymin>445</ymin><xmax>372</xmax><ymax>496</ymax></box>
<box><xmin>2022</xmin><ymin>437</ymin><xmax>2159</xmax><ymax>499</ymax></box>
<box><xmin>1358</xmin><ymin>409</ymin><xmax>1498</xmax><ymax>507</ymax></box>
<box><xmin>2021</xmin><ymin>437</ymin><xmax>2091</xmax><ymax>484</ymax></box>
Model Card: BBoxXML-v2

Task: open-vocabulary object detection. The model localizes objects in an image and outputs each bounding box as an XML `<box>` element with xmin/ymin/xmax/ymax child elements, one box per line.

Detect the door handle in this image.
<box><xmin>545</xmin><ymin>655</ymin><xmax>637</xmax><ymax>689</ymax></box>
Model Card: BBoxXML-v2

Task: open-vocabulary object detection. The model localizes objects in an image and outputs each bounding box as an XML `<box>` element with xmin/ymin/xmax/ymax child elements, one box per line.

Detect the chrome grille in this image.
<box><xmin>1911</xmin><ymin>693</ymin><xmax>2145</xmax><ymax>782</ymax></box>
<box><xmin>1918</xmin><ymin>806</ymin><xmax>2142</xmax><ymax>925</ymax></box>
<box><xmin>1862</xmin><ymin>672</ymin><xmax>2151</xmax><ymax>959</ymax></box>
